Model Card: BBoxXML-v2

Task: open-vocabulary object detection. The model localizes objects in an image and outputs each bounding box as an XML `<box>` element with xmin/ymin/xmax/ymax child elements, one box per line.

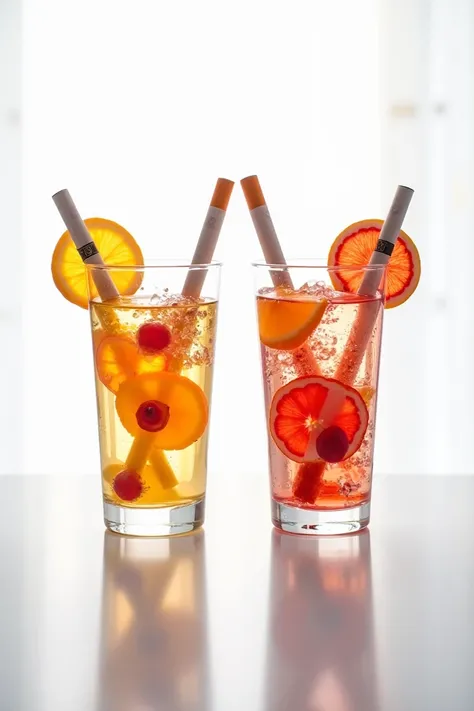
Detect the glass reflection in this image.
<box><xmin>98</xmin><ymin>530</ymin><xmax>210</xmax><ymax>711</ymax></box>
<box><xmin>265</xmin><ymin>530</ymin><xmax>379</xmax><ymax>711</ymax></box>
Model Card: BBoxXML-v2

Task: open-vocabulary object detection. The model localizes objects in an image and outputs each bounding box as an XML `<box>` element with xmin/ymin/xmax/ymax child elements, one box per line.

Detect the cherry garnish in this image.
<box><xmin>113</xmin><ymin>469</ymin><xmax>144</xmax><ymax>502</ymax></box>
<box><xmin>136</xmin><ymin>399</ymin><xmax>170</xmax><ymax>432</ymax></box>
<box><xmin>137</xmin><ymin>322</ymin><xmax>171</xmax><ymax>353</ymax></box>
<box><xmin>316</xmin><ymin>425</ymin><xmax>349</xmax><ymax>463</ymax></box>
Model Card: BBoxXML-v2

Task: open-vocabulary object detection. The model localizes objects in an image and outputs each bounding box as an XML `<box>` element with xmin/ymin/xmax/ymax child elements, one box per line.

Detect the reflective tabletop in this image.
<box><xmin>1</xmin><ymin>474</ymin><xmax>474</xmax><ymax>711</ymax></box>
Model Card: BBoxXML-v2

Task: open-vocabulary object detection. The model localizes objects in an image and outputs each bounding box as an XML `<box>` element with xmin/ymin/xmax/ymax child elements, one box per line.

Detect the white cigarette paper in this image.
<box><xmin>250</xmin><ymin>205</ymin><xmax>292</xmax><ymax>289</ymax></box>
<box><xmin>358</xmin><ymin>186</ymin><xmax>414</xmax><ymax>296</ymax></box>
<box><xmin>241</xmin><ymin>175</ymin><xmax>321</xmax><ymax>376</ymax></box>
<box><xmin>52</xmin><ymin>189</ymin><xmax>119</xmax><ymax>302</ymax></box>
<box><xmin>182</xmin><ymin>206</ymin><xmax>226</xmax><ymax>298</ymax></box>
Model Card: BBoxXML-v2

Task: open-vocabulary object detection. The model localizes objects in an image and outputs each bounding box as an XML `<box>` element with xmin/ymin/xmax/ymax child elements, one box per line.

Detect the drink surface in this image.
<box><xmin>90</xmin><ymin>294</ymin><xmax>217</xmax><ymax>508</ymax></box>
<box><xmin>257</xmin><ymin>283</ymin><xmax>383</xmax><ymax>510</ymax></box>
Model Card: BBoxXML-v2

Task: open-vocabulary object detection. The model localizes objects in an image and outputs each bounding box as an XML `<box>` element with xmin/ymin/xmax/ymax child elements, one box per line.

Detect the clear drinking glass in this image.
<box><xmin>86</xmin><ymin>261</ymin><xmax>220</xmax><ymax>536</ymax></box>
<box><xmin>254</xmin><ymin>260</ymin><xmax>386</xmax><ymax>534</ymax></box>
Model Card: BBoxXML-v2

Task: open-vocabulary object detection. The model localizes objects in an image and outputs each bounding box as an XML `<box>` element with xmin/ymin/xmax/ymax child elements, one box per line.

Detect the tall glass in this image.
<box><xmin>254</xmin><ymin>261</ymin><xmax>386</xmax><ymax>534</ymax></box>
<box><xmin>87</xmin><ymin>262</ymin><xmax>220</xmax><ymax>536</ymax></box>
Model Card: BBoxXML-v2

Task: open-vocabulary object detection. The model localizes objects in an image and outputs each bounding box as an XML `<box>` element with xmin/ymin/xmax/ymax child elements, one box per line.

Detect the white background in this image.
<box><xmin>0</xmin><ymin>0</ymin><xmax>473</xmax><ymax>476</ymax></box>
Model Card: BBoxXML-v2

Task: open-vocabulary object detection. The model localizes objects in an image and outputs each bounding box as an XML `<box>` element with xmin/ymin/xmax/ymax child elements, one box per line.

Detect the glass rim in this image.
<box><xmin>251</xmin><ymin>259</ymin><xmax>387</xmax><ymax>272</ymax></box>
<box><xmin>85</xmin><ymin>259</ymin><xmax>222</xmax><ymax>271</ymax></box>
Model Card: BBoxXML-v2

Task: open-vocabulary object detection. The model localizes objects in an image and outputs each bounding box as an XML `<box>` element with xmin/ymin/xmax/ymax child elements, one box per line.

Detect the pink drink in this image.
<box><xmin>255</xmin><ymin>265</ymin><xmax>385</xmax><ymax>535</ymax></box>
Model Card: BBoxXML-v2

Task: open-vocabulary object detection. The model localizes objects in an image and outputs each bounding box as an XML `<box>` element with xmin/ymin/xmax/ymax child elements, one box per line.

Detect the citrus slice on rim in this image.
<box><xmin>96</xmin><ymin>334</ymin><xmax>166</xmax><ymax>394</ymax></box>
<box><xmin>257</xmin><ymin>290</ymin><xmax>327</xmax><ymax>350</ymax></box>
<box><xmin>269</xmin><ymin>375</ymin><xmax>368</xmax><ymax>463</ymax></box>
<box><xmin>328</xmin><ymin>219</ymin><xmax>421</xmax><ymax>308</ymax></box>
<box><xmin>115</xmin><ymin>371</ymin><xmax>208</xmax><ymax>450</ymax></box>
<box><xmin>51</xmin><ymin>217</ymin><xmax>144</xmax><ymax>309</ymax></box>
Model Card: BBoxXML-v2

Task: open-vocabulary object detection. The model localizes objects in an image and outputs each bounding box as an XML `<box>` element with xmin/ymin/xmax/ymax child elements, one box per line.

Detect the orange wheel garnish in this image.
<box><xmin>51</xmin><ymin>217</ymin><xmax>144</xmax><ymax>309</ymax></box>
<box><xmin>257</xmin><ymin>290</ymin><xmax>327</xmax><ymax>350</ymax></box>
<box><xmin>96</xmin><ymin>334</ymin><xmax>166</xmax><ymax>394</ymax></box>
<box><xmin>115</xmin><ymin>371</ymin><xmax>208</xmax><ymax>450</ymax></box>
<box><xmin>328</xmin><ymin>219</ymin><xmax>421</xmax><ymax>308</ymax></box>
<box><xmin>269</xmin><ymin>376</ymin><xmax>368</xmax><ymax>463</ymax></box>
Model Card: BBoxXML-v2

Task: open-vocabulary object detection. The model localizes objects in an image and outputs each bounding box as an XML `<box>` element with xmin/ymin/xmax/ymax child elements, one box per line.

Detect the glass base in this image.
<box><xmin>103</xmin><ymin>498</ymin><xmax>205</xmax><ymax>537</ymax></box>
<box><xmin>272</xmin><ymin>499</ymin><xmax>370</xmax><ymax>535</ymax></box>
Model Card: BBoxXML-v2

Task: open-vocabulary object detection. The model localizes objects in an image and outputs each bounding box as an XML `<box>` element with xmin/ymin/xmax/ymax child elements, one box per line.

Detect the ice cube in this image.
<box><xmin>299</xmin><ymin>280</ymin><xmax>333</xmax><ymax>297</ymax></box>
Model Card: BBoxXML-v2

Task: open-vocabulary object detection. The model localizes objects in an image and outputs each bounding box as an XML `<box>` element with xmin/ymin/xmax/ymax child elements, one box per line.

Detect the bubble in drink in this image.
<box><xmin>150</xmin><ymin>294</ymin><xmax>160</xmax><ymax>305</ymax></box>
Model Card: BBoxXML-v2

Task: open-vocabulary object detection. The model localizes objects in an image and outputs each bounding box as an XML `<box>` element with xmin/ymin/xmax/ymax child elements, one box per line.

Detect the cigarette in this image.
<box><xmin>52</xmin><ymin>189</ymin><xmax>119</xmax><ymax>302</ymax></box>
<box><xmin>241</xmin><ymin>175</ymin><xmax>292</xmax><ymax>288</ymax></box>
<box><xmin>182</xmin><ymin>178</ymin><xmax>234</xmax><ymax>298</ymax></box>
<box><xmin>294</xmin><ymin>185</ymin><xmax>415</xmax><ymax>503</ymax></box>
<box><xmin>242</xmin><ymin>175</ymin><xmax>323</xmax><ymax>378</ymax></box>
<box><xmin>358</xmin><ymin>186</ymin><xmax>414</xmax><ymax>296</ymax></box>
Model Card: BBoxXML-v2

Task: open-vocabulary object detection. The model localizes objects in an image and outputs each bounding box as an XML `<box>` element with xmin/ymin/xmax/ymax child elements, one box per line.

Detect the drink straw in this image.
<box><xmin>241</xmin><ymin>175</ymin><xmax>322</xmax><ymax>376</ymax></box>
<box><xmin>129</xmin><ymin>177</ymin><xmax>235</xmax><ymax>479</ymax></box>
<box><xmin>293</xmin><ymin>185</ymin><xmax>414</xmax><ymax>502</ymax></box>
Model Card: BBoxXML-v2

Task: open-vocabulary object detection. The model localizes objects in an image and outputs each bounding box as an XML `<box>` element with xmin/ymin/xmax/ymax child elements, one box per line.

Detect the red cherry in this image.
<box><xmin>137</xmin><ymin>322</ymin><xmax>172</xmax><ymax>353</ymax></box>
<box><xmin>136</xmin><ymin>399</ymin><xmax>170</xmax><ymax>432</ymax></box>
<box><xmin>316</xmin><ymin>425</ymin><xmax>349</xmax><ymax>463</ymax></box>
<box><xmin>113</xmin><ymin>470</ymin><xmax>144</xmax><ymax>502</ymax></box>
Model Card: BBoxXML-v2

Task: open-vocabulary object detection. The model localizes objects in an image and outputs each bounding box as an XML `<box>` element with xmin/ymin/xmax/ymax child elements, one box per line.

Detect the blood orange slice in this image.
<box><xmin>328</xmin><ymin>219</ymin><xmax>421</xmax><ymax>308</ymax></box>
<box><xmin>257</xmin><ymin>290</ymin><xmax>327</xmax><ymax>350</ymax></box>
<box><xmin>269</xmin><ymin>376</ymin><xmax>368</xmax><ymax>463</ymax></box>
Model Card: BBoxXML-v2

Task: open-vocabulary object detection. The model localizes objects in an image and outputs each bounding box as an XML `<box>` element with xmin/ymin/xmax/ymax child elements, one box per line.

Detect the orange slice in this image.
<box><xmin>328</xmin><ymin>219</ymin><xmax>421</xmax><ymax>308</ymax></box>
<box><xmin>51</xmin><ymin>217</ymin><xmax>144</xmax><ymax>309</ymax></box>
<box><xmin>257</xmin><ymin>290</ymin><xmax>327</xmax><ymax>350</ymax></box>
<box><xmin>269</xmin><ymin>375</ymin><xmax>368</xmax><ymax>463</ymax></box>
<box><xmin>96</xmin><ymin>334</ymin><xmax>166</xmax><ymax>394</ymax></box>
<box><xmin>115</xmin><ymin>371</ymin><xmax>208</xmax><ymax>450</ymax></box>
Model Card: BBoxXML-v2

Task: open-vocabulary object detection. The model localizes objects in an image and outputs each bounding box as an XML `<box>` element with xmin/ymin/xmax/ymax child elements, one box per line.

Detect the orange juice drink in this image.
<box><xmin>87</xmin><ymin>263</ymin><xmax>220</xmax><ymax>536</ymax></box>
<box><xmin>51</xmin><ymin>180</ymin><xmax>232</xmax><ymax>536</ymax></box>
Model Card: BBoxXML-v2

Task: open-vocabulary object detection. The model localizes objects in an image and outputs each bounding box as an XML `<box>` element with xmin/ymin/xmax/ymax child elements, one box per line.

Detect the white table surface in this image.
<box><xmin>1</xmin><ymin>473</ymin><xmax>474</xmax><ymax>711</ymax></box>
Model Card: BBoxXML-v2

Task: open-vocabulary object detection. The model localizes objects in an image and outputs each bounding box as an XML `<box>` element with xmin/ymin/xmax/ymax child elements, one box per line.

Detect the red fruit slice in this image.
<box><xmin>328</xmin><ymin>219</ymin><xmax>421</xmax><ymax>308</ymax></box>
<box><xmin>269</xmin><ymin>376</ymin><xmax>368</xmax><ymax>463</ymax></box>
